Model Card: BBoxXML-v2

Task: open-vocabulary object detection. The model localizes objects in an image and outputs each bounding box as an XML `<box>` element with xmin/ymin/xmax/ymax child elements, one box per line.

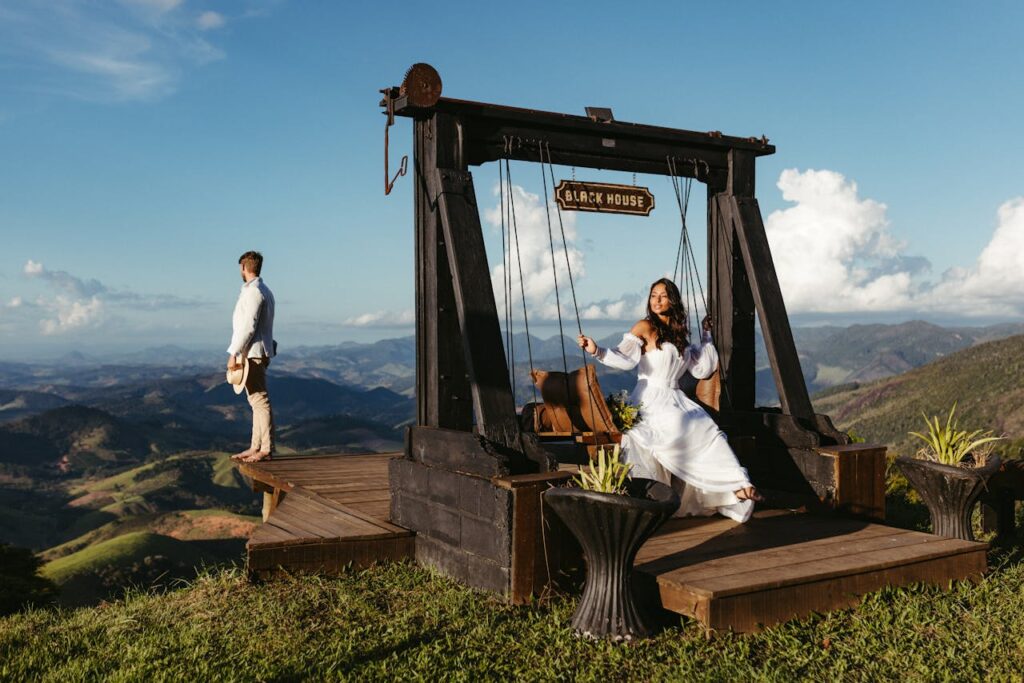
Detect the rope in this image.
<box><xmin>505</xmin><ymin>158</ymin><xmax>539</xmax><ymax>409</ymax></box>
<box><xmin>538</xmin><ymin>142</ymin><xmax>572</xmax><ymax>404</ymax></box>
<box><xmin>543</xmin><ymin>143</ymin><xmax>602</xmax><ymax>438</ymax></box>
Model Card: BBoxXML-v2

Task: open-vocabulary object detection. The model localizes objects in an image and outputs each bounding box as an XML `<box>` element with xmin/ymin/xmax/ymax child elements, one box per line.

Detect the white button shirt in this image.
<box><xmin>227</xmin><ymin>276</ymin><xmax>276</xmax><ymax>358</ymax></box>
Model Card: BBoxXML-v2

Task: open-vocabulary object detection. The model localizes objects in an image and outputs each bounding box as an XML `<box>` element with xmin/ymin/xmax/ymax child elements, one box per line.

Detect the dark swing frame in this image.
<box><xmin>391</xmin><ymin>93</ymin><xmax>852</xmax><ymax>494</ymax></box>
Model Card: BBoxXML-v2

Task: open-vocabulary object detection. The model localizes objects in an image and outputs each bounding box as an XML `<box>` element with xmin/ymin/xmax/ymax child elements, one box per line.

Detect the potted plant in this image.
<box><xmin>543</xmin><ymin>445</ymin><xmax>679</xmax><ymax>640</ymax></box>
<box><xmin>895</xmin><ymin>403</ymin><xmax>1003</xmax><ymax>541</ymax></box>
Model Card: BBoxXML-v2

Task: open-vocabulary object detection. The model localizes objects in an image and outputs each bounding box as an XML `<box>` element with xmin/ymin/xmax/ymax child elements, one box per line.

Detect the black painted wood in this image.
<box><xmin>415</xmin><ymin>114</ymin><xmax>473</xmax><ymax>431</ymax></box>
<box><xmin>726</xmin><ymin>196</ymin><xmax>815</xmax><ymax>421</ymax></box>
<box><xmin>406</xmin><ymin>425</ymin><xmax>512</xmax><ymax>477</ymax></box>
<box><xmin>709</xmin><ymin>193</ymin><xmax>756</xmax><ymax>412</ymax></box>
<box><xmin>544</xmin><ymin>479</ymin><xmax>679</xmax><ymax>640</ymax></box>
<box><xmin>394</xmin><ymin>97</ymin><xmax>775</xmax><ymax>172</ymax></box>
<box><xmin>897</xmin><ymin>456</ymin><xmax>1002</xmax><ymax>541</ymax></box>
<box><xmin>429</xmin><ymin>167</ymin><xmax>521</xmax><ymax>448</ymax></box>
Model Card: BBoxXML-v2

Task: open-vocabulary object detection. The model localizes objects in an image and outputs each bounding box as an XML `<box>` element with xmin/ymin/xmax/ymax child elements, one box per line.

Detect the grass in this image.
<box><xmin>3</xmin><ymin>549</ymin><xmax>1024</xmax><ymax>681</ymax></box>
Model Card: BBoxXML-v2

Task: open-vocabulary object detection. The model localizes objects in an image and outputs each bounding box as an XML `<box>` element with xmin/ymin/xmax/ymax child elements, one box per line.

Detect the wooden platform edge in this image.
<box><xmin>652</xmin><ymin>545</ymin><xmax>988</xmax><ymax>633</ymax></box>
<box><xmin>248</xmin><ymin>535</ymin><xmax>415</xmax><ymax>579</ymax></box>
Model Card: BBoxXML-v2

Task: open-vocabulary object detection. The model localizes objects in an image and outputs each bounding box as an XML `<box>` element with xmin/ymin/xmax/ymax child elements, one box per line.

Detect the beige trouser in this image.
<box><xmin>245</xmin><ymin>357</ymin><xmax>274</xmax><ymax>453</ymax></box>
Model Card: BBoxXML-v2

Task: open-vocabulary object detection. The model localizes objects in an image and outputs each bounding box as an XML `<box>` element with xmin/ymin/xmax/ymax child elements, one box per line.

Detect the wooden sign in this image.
<box><xmin>554</xmin><ymin>180</ymin><xmax>655</xmax><ymax>216</ymax></box>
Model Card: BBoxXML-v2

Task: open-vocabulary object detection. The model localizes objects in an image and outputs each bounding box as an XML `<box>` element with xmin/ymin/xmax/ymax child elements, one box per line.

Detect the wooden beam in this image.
<box><xmin>725</xmin><ymin>196</ymin><xmax>815</xmax><ymax>421</ymax></box>
<box><xmin>429</xmin><ymin>167</ymin><xmax>521</xmax><ymax>448</ymax></box>
<box><xmin>414</xmin><ymin>113</ymin><xmax>473</xmax><ymax>430</ymax></box>
<box><xmin>708</xmin><ymin>196</ymin><xmax>755</xmax><ymax>411</ymax></box>
<box><xmin>394</xmin><ymin>96</ymin><xmax>776</xmax><ymax>159</ymax></box>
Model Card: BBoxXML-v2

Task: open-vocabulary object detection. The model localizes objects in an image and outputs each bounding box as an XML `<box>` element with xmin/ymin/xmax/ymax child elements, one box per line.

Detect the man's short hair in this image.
<box><xmin>239</xmin><ymin>251</ymin><xmax>263</xmax><ymax>276</ymax></box>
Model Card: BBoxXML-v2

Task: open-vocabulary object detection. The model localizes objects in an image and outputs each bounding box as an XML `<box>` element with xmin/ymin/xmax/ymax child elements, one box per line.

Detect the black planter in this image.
<box><xmin>543</xmin><ymin>478</ymin><xmax>679</xmax><ymax>640</ymax></box>
<box><xmin>896</xmin><ymin>455</ymin><xmax>1002</xmax><ymax>541</ymax></box>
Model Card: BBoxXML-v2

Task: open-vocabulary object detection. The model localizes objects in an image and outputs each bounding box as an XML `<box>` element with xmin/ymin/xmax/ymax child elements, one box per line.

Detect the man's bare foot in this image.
<box><xmin>242</xmin><ymin>451</ymin><xmax>272</xmax><ymax>463</ymax></box>
<box><xmin>231</xmin><ymin>448</ymin><xmax>257</xmax><ymax>461</ymax></box>
<box><xmin>735</xmin><ymin>486</ymin><xmax>764</xmax><ymax>503</ymax></box>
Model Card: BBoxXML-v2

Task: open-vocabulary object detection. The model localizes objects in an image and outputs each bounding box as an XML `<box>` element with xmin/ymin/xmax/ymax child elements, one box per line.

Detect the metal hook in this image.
<box><xmin>383</xmin><ymin>91</ymin><xmax>407</xmax><ymax>196</ymax></box>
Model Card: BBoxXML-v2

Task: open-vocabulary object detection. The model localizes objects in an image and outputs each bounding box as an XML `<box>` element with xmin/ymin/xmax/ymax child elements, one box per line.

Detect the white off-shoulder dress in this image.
<box><xmin>595</xmin><ymin>331</ymin><xmax>754</xmax><ymax>523</ymax></box>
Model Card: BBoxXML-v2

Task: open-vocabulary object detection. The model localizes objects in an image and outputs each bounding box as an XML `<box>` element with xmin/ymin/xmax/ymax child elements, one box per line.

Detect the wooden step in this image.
<box><xmin>247</xmin><ymin>487</ymin><xmax>413</xmax><ymax>578</ymax></box>
<box><xmin>634</xmin><ymin>511</ymin><xmax>987</xmax><ymax>633</ymax></box>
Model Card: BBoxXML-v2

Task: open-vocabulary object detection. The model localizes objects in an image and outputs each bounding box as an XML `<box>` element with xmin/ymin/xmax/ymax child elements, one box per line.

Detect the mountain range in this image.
<box><xmin>2</xmin><ymin>320</ymin><xmax>1023</xmax><ymax>606</ymax></box>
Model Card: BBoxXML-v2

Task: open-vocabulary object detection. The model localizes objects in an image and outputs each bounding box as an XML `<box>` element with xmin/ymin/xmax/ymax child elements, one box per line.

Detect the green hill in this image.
<box><xmin>813</xmin><ymin>333</ymin><xmax>1024</xmax><ymax>457</ymax></box>
<box><xmin>42</xmin><ymin>531</ymin><xmax>200</xmax><ymax>584</ymax></box>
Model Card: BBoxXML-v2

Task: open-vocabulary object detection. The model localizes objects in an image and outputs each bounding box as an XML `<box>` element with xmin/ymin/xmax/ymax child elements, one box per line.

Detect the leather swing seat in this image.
<box><xmin>519</xmin><ymin>364</ymin><xmax>724</xmax><ymax>456</ymax></box>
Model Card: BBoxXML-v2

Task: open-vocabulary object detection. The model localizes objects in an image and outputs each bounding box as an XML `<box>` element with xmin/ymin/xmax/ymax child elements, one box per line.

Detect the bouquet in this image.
<box><xmin>606</xmin><ymin>391</ymin><xmax>642</xmax><ymax>432</ymax></box>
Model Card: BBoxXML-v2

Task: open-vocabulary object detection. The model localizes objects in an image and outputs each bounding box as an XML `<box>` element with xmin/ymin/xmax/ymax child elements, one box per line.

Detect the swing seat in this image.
<box><xmin>520</xmin><ymin>366</ymin><xmax>621</xmax><ymax>452</ymax></box>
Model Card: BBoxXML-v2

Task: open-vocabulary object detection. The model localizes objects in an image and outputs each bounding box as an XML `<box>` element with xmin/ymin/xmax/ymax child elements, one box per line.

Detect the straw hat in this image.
<box><xmin>225</xmin><ymin>357</ymin><xmax>250</xmax><ymax>395</ymax></box>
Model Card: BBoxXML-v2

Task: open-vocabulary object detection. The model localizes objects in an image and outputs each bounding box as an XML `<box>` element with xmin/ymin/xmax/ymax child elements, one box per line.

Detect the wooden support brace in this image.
<box><xmin>429</xmin><ymin>167</ymin><xmax>521</xmax><ymax>448</ymax></box>
<box><xmin>723</xmin><ymin>195</ymin><xmax>815</xmax><ymax>421</ymax></box>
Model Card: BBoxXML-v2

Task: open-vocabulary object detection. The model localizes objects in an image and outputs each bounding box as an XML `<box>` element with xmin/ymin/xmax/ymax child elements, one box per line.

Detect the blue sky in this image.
<box><xmin>1</xmin><ymin>1</ymin><xmax>1023</xmax><ymax>359</ymax></box>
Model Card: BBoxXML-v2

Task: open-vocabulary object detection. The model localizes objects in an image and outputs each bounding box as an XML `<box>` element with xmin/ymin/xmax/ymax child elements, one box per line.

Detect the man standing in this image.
<box><xmin>228</xmin><ymin>251</ymin><xmax>276</xmax><ymax>463</ymax></box>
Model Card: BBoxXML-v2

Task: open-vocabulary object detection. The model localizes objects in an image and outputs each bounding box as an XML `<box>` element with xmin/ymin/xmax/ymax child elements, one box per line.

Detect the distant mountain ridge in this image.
<box><xmin>812</xmin><ymin>333</ymin><xmax>1024</xmax><ymax>457</ymax></box>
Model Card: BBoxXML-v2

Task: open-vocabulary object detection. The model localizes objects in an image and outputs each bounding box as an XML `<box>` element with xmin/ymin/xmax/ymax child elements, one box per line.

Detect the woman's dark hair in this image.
<box><xmin>646</xmin><ymin>278</ymin><xmax>689</xmax><ymax>351</ymax></box>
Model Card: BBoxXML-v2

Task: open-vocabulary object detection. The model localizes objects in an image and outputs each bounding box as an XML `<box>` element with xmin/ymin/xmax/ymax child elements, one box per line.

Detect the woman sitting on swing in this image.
<box><xmin>578</xmin><ymin>278</ymin><xmax>762</xmax><ymax>523</ymax></box>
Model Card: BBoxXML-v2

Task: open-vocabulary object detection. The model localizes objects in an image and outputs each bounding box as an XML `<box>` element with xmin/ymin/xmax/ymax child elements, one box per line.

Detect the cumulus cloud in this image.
<box><xmin>925</xmin><ymin>198</ymin><xmax>1024</xmax><ymax>316</ymax></box>
<box><xmin>344</xmin><ymin>310</ymin><xmax>415</xmax><ymax>328</ymax></box>
<box><xmin>39</xmin><ymin>296</ymin><xmax>104</xmax><ymax>335</ymax></box>
<box><xmin>17</xmin><ymin>260</ymin><xmax>208</xmax><ymax>335</ymax></box>
<box><xmin>765</xmin><ymin>169</ymin><xmax>923</xmax><ymax>314</ymax></box>
<box><xmin>0</xmin><ymin>1</ymin><xmax>256</xmax><ymax>102</ymax></box>
<box><xmin>765</xmin><ymin>169</ymin><xmax>1024</xmax><ymax>319</ymax></box>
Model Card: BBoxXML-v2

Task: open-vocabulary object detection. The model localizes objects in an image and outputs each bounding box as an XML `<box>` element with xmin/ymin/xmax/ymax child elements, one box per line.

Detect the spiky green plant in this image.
<box><xmin>574</xmin><ymin>444</ymin><xmax>632</xmax><ymax>494</ymax></box>
<box><xmin>908</xmin><ymin>402</ymin><xmax>1003</xmax><ymax>467</ymax></box>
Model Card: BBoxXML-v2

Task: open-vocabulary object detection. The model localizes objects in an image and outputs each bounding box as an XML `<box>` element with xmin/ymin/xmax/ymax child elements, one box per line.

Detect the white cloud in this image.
<box><xmin>484</xmin><ymin>184</ymin><xmax>588</xmax><ymax>322</ymax></box>
<box><xmin>196</xmin><ymin>11</ymin><xmax>225</xmax><ymax>30</ymax></box>
<box><xmin>580</xmin><ymin>294</ymin><xmax>645</xmax><ymax>322</ymax></box>
<box><xmin>765</xmin><ymin>169</ymin><xmax>921</xmax><ymax>314</ymax></box>
<box><xmin>925</xmin><ymin>198</ymin><xmax>1024</xmax><ymax>316</ymax></box>
<box><xmin>764</xmin><ymin>169</ymin><xmax>1024</xmax><ymax>319</ymax></box>
<box><xmin>0</xmin><ymin>1</ymin><xmax>241</xmax><ymax>102</ymax></box>
<box><xmin>39</xmin><ymin>295</ymin><xmax>104</xmax><ymax>335</ymax></box>
<box><xmin>344</xmin><ymin>310</ymin><xmax>415</xmax><ymax>328</ymax></box>
<box><xmin>16</xmin><ymin>259</ymin><xmax>209</xmax><ymax>335</ymax></box>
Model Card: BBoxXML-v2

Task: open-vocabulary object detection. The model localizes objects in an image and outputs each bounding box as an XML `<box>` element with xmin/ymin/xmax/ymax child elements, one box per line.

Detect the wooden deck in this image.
<box><xmin>634</xmin><ymin>510</ymin><xmax>987</xmax><ymax>632</ymax></box>
<box><xmin>238</xmin><ymin>453</ymin><xmax>987</xmax><ymax>632</ymax></box>
<box><xmin>238</xmin><ymin>453</ymin><xmax>413</xmax><ymax>578</ymax></box>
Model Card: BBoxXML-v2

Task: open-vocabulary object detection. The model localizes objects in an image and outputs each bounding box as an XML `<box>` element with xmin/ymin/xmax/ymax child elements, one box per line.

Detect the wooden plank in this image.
<box><xmin>707</xmin><ymin>192</ymin><xmax>755</xmax><ymax>411</ymax></box>
<box><xmin>394</xmin><ymin>96</ymin><xmax>776</xmax><ymax>161</ymax></box>
<box><xmin>407</xmin><ymin>425</ymin><xmax>512</xmax><ymax>477</ymax></box>
<box><xmin>294</xmin><ymin>487</ymin><xmax>409</xmax><ymax>535</ymax></box>
<box><xmin>822</xmin><ymin>444</ymin><xmax>887</xmax><ymax>520</ymax></box>
<box><xmin>693</xmin><ymin>537</ymin><xmax>983</xmax><ymax>598</ymax></box>
<box><xmin>280</xmin><ymin>495</ymin><xmax>388</xmax><ymax>537</ymax></box>
<box><xmin>700</xmin><ymin>549</ymin><xmax>987</xmax><ymax>633</ymax></box>
<box><xmin>726</xmin><ymin>195</ymin><xmax>814</xmax><ymax>420</ymax></box>
<box><xmin>510</xmin><ymin>483</ymin><xmax>542</xmax><ymax>604</ymax></box>
<box><xmin>493</xmin><ymin>471</ymin><xmax>575</xmax><ymax>490</ymax></box>
<box><xmin>248</xmin><ymin>535</ymin><xmax>415</xmax><ymax>576</ymax></box>
<box><xmin>654</xmin><ymin>528</ymin><xmax>930</xmax><ymax>583</ymax></box>
<box><xmin>415</xmin><ymin>113</ymin><xmax>473</xmax><ymax>431</ymax></box>
<box><xmin>637</xmin><ymin>517</ymin><xmax>903</xmax><ymax>570</ymax></box>
<box><xmin>430</xmin><ymin>167</ymin><xmax>522</xmax><ymax>450</ymax></box>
